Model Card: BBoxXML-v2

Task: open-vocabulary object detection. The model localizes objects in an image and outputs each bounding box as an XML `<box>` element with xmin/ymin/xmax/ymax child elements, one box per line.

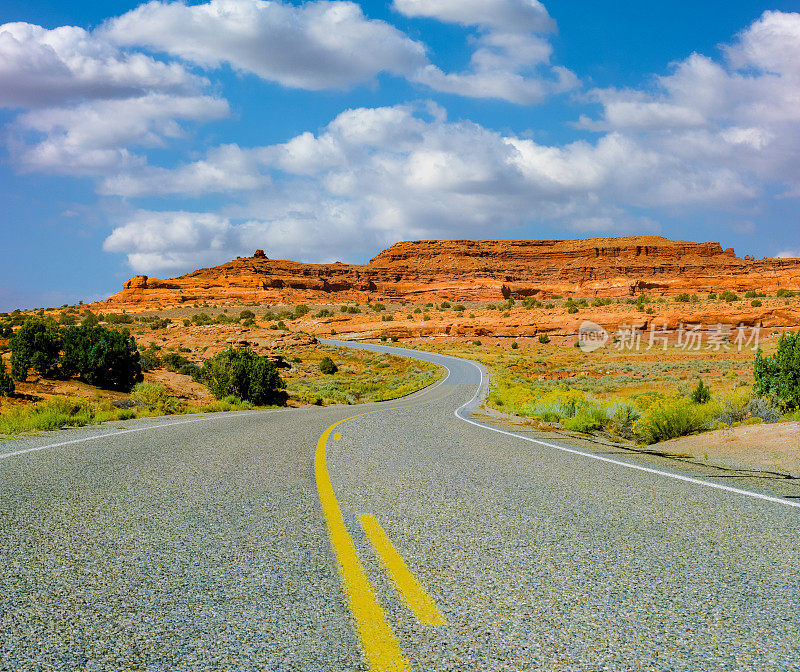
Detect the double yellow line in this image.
<box><xmin>315</xmin><ymin>415</ymin><xmax>445</xmax><ymax>671</ymax></box>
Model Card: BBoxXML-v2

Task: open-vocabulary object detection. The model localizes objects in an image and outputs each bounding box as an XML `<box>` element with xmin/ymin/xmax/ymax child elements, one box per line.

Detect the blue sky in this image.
<box><xmin>1</xmin><ymin>0</ymin><xmax>799</xmax><ymax>310</ymax></box>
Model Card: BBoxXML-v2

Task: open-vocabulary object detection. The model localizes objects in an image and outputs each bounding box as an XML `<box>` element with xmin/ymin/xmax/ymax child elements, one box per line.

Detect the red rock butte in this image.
<box><xmin>104</xmin><ymin>236</ymin><xmax>800</xmax><ymax>308</ymax></box>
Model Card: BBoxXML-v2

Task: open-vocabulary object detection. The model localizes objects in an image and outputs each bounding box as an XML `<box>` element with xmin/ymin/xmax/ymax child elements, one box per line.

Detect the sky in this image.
<box><xmin>1</xmin><ymin>0</ymin><xmax>799</xmax><ymax>311</ymax></box>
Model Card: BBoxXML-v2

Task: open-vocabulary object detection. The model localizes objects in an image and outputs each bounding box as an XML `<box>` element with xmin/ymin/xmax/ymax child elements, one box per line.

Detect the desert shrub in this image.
<box><xmin>192</xmin><ymin>312</ymin><xmax>214</xmax><ymax>326</ymax></box>
<box><xmin>294</xmin><ymin>305</ymin><xmax>310</xmax><ymax>318</ymax></box>
<box><xmin>319</xmin><ymin>356</ymin><xmax>338</xmax><ymax>374</ymax></box>
<box><xmin>177</xmin><ymin>362</ymin><xmax>200</xmax><ymax>377</ymax></box>
<box><xmin>563</xmin><ymin>406</ymin><xmax>608</xmax><ymax>434</ymax></box>
<box><xmin>777</xmin><ymin>289</ymin><xmax>796</xmax><ymax>298</ymax></box>
<box><xmin>511</xmin><ymin>341</ymin><xmax>519</xmax><ymax>349</ymax></box>
<box><xmin>149</xmin><ymin>317</ymin><xmax>171</xmax><ymax>330</ymax></box>
<box><xmin>316</xmin><ymin>309</ymin><xmax>334</xmax><ymax>317</ymax></box>
<box><xmin>690</xmin><ymin>379</ymin><xmax>711</xmax><ymax>404</ymax></box>
<box><xmin>160</xmin><ymin>352</ymin><xmax>190</xmax><ymax>372</ymax></box>
<box><xmin>440</xmin><ymin>301</ymin><xmax>451</xmax><ymax>309</ymax></box>
<box><xmin>370</xmin><ymin>303</ymin><xmax>386</xmax><ymax>312</ymax></box>
<box><xmin>744</xmin><ymin>397</ymin><xmax>781</xmax><ymax>423</ymax></box>
<box><xmin>105</xmin><ymin>313</ymin><xmax>134</xmax><ymax>324</ymax></box>
<box><xmin>453</xmin><ymin>304</ymin><xmax>466</xmax><ymax>312</ymax></box>
<box><xmin>717</xmin><ymin>390</ymin><xmax>751</xmax><ymax>425</ymax></box>
<box><xmin>60</xmin><ymin>325</ymin><xmax>143</xmax><ymax>391</ymax></box>
<box><xmin>198</xmin><ymin>347</ymin><xmax>287</xmax><ymax>405</ymax></box>
<box><xmin>131</xmin><ymin>382</ymin><xmax>168</xmax><ymax>407</ymax></box>
<box><xmin>607</xmin><ymin>402</ymin><xmax>641</xmax><ymax>439</ymax></box>
<box><xmin>10</xmin><ymin>318</ymin><xmax>62</xmax><ymax>380</ymax></box>
<box><xmin>754</xmin><ymin>331</ymin><xmax>800</xmax><ymax>410</ymax></box>
<box><xmin>472</xmin><ymin>340</ymin><xmax>481</xmax><ymax>346</ymax></box>
<box><xmin>675</xmin><ymin>293</ymin><xmax>691</xmax><ymax>303</ymax></box>
<box><xmin>240</xmin><ymin>309</ymin><xmax>255</xmax><ymax>320</ymax></box>
<box><xmin>538</xmin><ymin>334</ymin><xmax>550</xmax><ymax>344</ymax></box>
<box><xmin>0</xmin><ymin>359</ymin><xmax>14</xmax><ymax>396</ymax></box>
<box><xmin>719</xmin><ymin>290</ymin><xmax>739</xmax><ymax>302</ymax></box>
<box><xmin>391</xmin><ymin>336</ymin><xmax>399</xmax><ymax>342</ymax></box>
<box><xmin>633</xmin><ymin>398</ymin><xmax>712</xmax><ymax>444</ymax></box>
<box><xmin>751</xmin><ymin>299</ymin><xmax>763</xmax><ymax>307</ymax></box>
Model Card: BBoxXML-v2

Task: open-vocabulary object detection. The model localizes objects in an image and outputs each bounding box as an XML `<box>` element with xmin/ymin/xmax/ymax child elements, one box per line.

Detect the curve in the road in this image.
<box><xmin>321</xmin><ymin>338</ymin><xmax>800</xmax><ymax>511</ymax></box>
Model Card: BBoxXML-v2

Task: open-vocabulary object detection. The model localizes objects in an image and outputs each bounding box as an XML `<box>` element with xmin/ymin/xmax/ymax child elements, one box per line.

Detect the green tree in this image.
<box><xmin>0</xmin><ymin>359</ymin><xmax>14</xmax><ymax>396</ymax></box>
<box><xmin>754</xmin><ymin>331</ymin><xmax>800</xmax><ymax>410</ymax></box>
<box><xmin>199</xmin><ymin>347</ymin><xmax>287</xmax><ymax>405</ymax></box>
<box><xmin>61</xmin><ymin>325</ymin><xmax>143</xmax><ymax>391</ymax></box>
<box><xmin>10</xmin><ymin>318</ymin><xmax>62</xmax><ymax>380</ymax></box>
<box><xmin>690</xmin><ymin>379</ymin><xmax>711</xmax><ymax>404</ymax></box>
<box><xmin>319</xmin><ymin>356</ymin><xmax>338</xmax><ymax>374</ymax></box>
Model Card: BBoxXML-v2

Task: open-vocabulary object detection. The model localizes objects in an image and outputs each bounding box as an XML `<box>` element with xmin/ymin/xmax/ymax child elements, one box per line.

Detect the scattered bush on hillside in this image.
<box><xmin>197</xmin><ymin>347</ymin><xmax>287</xmax><ymax>405</ymax></box>
<box><xmin>10</xmin><ymin>318</ymin><xmax>62</xmax><ymax>380</ymax></box>
<box><xmin>154</xmin><ymin>352</ymin><xmax>187</xmax><ymax>372</ymax></box>
<box><xmin>60</xmin><ymin>324</ymin><xmax>143</xmax><ymax>391</ymax></box>
<box><xmin>538</xmin><ymin>334</ymin><xmax>550</xmax><ymax>344</ymax></box>
<box><xmin>319</xmin><ymin>356</ymin><xmax>338</xmax><ymax>374</ymax></box>
<box><xmin>104</xmin><ymin>313</ymin><xmax>134</xmax><ymax>324</ymax></box>
<box><xmin>0</xmin><ymin>359</ymin><xmax>14</xmax><ymax>396</ymax></box>
<box><xmin>690</xmin><ymin>379</ymin><xmax>711</xmax><ymax>404</ymax></box>
<box><xmin>754</xmin><ymin>331</ymin><xmax>800</xmax><ymax>410</ymax></box>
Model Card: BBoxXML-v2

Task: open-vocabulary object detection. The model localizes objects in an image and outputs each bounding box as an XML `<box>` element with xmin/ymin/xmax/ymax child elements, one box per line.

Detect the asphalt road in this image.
<box><xmin>1</xmin><ymin>340</ymin><xmax>799</xmax><ymax>671</ymax></box>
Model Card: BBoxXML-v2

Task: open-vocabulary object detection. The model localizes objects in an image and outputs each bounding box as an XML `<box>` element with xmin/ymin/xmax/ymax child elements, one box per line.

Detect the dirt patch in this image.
<box><xmin>653</xmin><ymin>422</ymin><xmax>800</xmax><ymax>477</ymax></box>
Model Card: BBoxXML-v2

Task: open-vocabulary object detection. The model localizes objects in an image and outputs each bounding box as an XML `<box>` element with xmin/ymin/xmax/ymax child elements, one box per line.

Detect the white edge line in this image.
<box><xmin>452</xmin><ymin>359</ymin><xmax>800</xmax><ymax>511</ymax></box>
<box><xmin>323</xmin><ymin>340</ymin><xmax>800</xmax><ymax>511</ymax></box>
<box><xmin>0</xmin><ymin>409</ymin><xmax>282</xmax><ymax>460</ymax></box>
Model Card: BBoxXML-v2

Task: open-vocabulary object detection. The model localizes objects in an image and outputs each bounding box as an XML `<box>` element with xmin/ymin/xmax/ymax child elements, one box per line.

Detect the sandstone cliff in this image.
<box><xmin>103</xmin><ymin>236</ymin><xmax>800</xmax><ymax>308</ymax></box>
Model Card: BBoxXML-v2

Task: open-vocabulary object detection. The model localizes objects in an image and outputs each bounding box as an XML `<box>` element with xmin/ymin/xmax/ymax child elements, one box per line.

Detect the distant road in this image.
<box><xmin>1</xmin><ymin>340</ymin><xmax>798</xmax><ymax>671</ymax></box>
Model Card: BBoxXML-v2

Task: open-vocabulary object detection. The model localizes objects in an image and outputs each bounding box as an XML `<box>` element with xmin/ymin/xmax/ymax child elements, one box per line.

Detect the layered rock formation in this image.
<box><xmin>103</xmin><ymin>236</ymin><xmax>800</xmax><ymax>308</ymax></box>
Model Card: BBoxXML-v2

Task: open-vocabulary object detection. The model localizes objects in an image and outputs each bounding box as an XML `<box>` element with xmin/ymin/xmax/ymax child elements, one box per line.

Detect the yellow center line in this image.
<box><xmin>359</xmin><ymin>513</ymin><xmax>446</xmax><ymax>626</ymax></box>
<box><xmin>315</xmin><ymin>418</ymin><xmax>412</xmax><ymax>672</ymax></box>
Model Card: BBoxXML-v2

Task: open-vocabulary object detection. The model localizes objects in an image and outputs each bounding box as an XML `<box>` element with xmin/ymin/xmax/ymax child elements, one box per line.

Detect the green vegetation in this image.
<box><xmin>60</xmin><ymin>325</ymin><xmax>143</xmax><ymax>391</ymax></box>
<box><xmin>195</xmin><ymin>347</ymin><xmax>287</xmax><ymax>405</ymax></box>
<box><xmin>319</xmin><ymin>356</ymin><xmax>338</xmax><ymax>374</ymax></box>
<box><xmin>287</xmin><ymin>348</ymin><xmax>439</xmax><ymax>406</ymax></box>
<box><xmin>690</xmin><ymin>379</ymin><xmax>711</xmax><ymax>404</ymax></box>
<box><xmin>9</xmin><ymin>319</ymin><xmax>142</xmax><ymax>392</ymax></box>
<box><xmin>632</xmin><ymin>398</ymin><xmax>714</xmax><ymax>444</ymax></box>
<box><xmin>0</xmin><ymin>360</ymin><xmax>14</xmax><ymax>396</ymax></box>
<box><xmin>538</xmin><ymin>334</ymin><xmax>550</xmax><ymax>344</ymax></box>
<box><xmin>754</xmin><ymin>331</ymin><xmax>800</xmax><ymax>410</ymax></box>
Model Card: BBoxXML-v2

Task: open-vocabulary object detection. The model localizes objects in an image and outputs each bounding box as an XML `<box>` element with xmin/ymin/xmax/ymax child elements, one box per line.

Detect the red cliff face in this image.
<box><xmin>103</xmin><ymin>236</ymin><xmax>800</xmax><ymax>308</ymax></box>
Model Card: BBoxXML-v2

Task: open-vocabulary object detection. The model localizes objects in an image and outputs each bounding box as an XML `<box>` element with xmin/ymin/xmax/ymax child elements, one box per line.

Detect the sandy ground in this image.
<box><xmin>655</xmin><ymin>422</ymin><xmax>800</xmax><ymax>477</ymax></box>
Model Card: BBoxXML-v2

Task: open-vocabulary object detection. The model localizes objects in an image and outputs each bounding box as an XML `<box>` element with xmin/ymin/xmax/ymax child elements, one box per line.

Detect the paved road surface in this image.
<box><xmin>1</xmin><ymin>340</ymin><xmax>798</xmax><ymax>671</ymax></box>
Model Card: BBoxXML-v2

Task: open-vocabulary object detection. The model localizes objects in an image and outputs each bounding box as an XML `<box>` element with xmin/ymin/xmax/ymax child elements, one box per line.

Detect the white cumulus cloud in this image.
<box><xmin>102</xmin><ymin>0</ymin><xmax>428</xmax><ymax>90</ymax></box>
<box><xmin>0</xmin><ymin>22</ymin><xmax>202</xmax><ymax>108</ymax></box>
